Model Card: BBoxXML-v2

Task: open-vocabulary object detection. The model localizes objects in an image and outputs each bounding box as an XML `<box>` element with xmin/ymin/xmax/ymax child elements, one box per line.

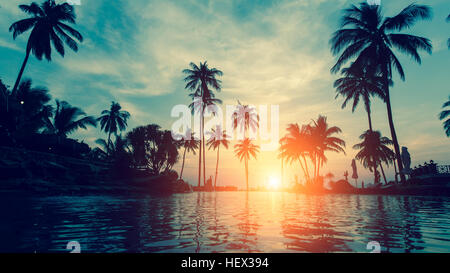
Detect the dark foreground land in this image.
<box><xmin>1</xmin><ymin>146</ymin><xmax>449</xmax><ymax>197</ymax></box>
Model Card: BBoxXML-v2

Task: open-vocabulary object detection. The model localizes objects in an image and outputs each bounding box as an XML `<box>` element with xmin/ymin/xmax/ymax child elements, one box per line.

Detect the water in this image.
<box><xmin>1</xmin><ymin>192</ymin><xmax>450</xmax><ymax>253</ymax></box>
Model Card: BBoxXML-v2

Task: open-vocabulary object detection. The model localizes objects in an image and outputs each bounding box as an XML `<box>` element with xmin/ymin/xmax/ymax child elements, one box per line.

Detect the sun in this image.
<box><xmin>268</xmin><ymin>176</ymin><xmax>281</xmax><ymax>190</ymax></box>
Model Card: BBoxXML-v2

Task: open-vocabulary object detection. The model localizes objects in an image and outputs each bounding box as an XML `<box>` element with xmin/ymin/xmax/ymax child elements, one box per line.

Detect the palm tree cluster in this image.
<box><xmin>279</xmin><ymin>116</ymin><xmax>346</xmax><ymax>186</ymax></box>
<box><xmin>331</xmin><ymin>2</ymin><xmax>433</xmax><ymax>183</ymax></box>
<box><xmin>440</xmin><ymin>96</ymin><xmax>450</xmax><ymax>137</ymax></box>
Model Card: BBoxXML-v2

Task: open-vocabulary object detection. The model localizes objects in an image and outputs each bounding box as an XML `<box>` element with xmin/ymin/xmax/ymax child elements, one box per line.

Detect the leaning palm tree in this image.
<box><xmin>353</xmin><ymin>130</ymin><xmax>395</xmax><ymax>185</ymax></box>
<box><xmin>439</xmin><ymin>96</ymin><xmax>450</xmax><ymax>137</ymax></box>
<box><xmin>234</xmin><ymin>138</ymin><xmax>260</xmax><ymax>191</ymax></box>
<box><xmin>183</xmin><ymin>61</ymin><xmax>223</xmax><ymax>187</ymax></box>
<box><xmin>309</xmin><ymin>115</ymin><xmax>346</xmax><ymax>181</ymax></box>
<box><xmin>330</xmin><ymin>2</ymin><xmax>432</xmax><ymax>183</ymax></box>
<box><xmin>207</xmin><ymin>126</ymin><xmax>230</xmax><ymax>189</ymax></box>
<box><xmin>334</xmin><ymin>62</ymin><xmax>384</xmax><ymax>131</ymax></box>
<box><xmin>97</xmin><ymin>102</ymin><xmax>130</xmax><ymax>150</ymax></box>
<box><xmin>43</xmin><ymin>100</ymin><xmax>96</xmax><ymax>138</ymax></box>
<box><xmin>9</xmin><ymin>0</ymin><xmax>83</xmax><ymax>94</ymax></box>
<box><xmin>178</xmin><ymin>129</ymin><xmax>199</xmax><ymax>180</ymax></box>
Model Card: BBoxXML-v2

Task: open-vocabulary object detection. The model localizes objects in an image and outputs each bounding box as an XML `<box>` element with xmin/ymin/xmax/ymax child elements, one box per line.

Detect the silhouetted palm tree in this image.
<box><xmin>96</xmin><ymin>135</ymin><xmax>129</xmax><ymax>160</ymax></box>
<box><xmin>439</xmin><ymin>96</ymin><xmax>450</xmax><ymax>137</ymax></box>
<box><xmin>309</xmin><ymin>115</ymin><xmax>346</xmax><ymax>180</ymax></box>
<box><xmin>330</xmin><ymin>3</ymin><xmax>432</xmax><ymax>182</ymax></box>
<box><xmin>183</xmin><ymin>61</ymin><xmax>223</xmax><ymax>187</ymax></box>
<box><xmin>334</xmin><ymin>62</ymin><xmax>384</xmax><ymax>131</ymax></box>
<box><xmin>97</xmin><ymin>102</ymin><xmax>130</xmax><ymax>150</ymax></box>
<box><xmin>207</xmin><ymin>126</ymin><xmax>230</xmax><ymax>189</ymax></box>
<box><xmin>178</xmin><ymin>128</ymin><xmax>199</xmax><ymax>180</ymax></box>
<box><xmin>10</xmin><ymin>79</ymin><xmax>52</xmax><ymax>134</ymax></box>
<box><xmin>279</xmin><ymin>123</ymin><xmax>312</xmax><ymax>182</ymax></box>
<box><xmin>234</xmin><ymin>138</ymin><xmax>259</xmax><ymax>191</ymax></box>
<box><xmin>353</xmin><ymin>130</ymin><xmax>395</xmax><ymax>184</ymax></box>
<box><xmin>9</xmin><ymin>0</ymin><xmax>83</xmax><ymax>94</ymax></box>
<box><xmin>43</xmin><ymin>100</ymin><xmax>96</xmax><ymax>138</ymax></box>
<box><xmin>447</xmin><ymin>15</ymin><xmax>450</xmax><ymax>49</ymax></box>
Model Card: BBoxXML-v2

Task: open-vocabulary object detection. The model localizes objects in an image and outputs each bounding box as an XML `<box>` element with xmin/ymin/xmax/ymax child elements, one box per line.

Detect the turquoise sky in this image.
<box><xmin>0</xmin><ymin>0</ymin><xmax>449</xmax><ymax>187</ymax></box>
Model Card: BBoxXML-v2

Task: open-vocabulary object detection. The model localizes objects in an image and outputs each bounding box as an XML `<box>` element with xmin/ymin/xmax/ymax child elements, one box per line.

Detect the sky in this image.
<box><xmin>0</xmin><ymin>0</ymin><xmax>449</xmax><ymax>189</ymax></box>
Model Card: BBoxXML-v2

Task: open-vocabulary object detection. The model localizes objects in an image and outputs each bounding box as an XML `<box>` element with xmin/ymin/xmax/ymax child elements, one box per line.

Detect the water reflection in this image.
<box><xmin>0</xmin><ymin>192</ymin><xmax>449</xmax><ymax>253</ymax></box>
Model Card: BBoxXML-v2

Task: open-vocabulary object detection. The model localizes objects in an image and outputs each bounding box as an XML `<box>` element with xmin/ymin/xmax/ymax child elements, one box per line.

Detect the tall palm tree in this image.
<box><xmin>353</xmin><ymin>130</ymin><xmax>395</xmax><ymax>184</ymax></box>
<box><xmin>439</xmin><ymin>96</ymin><xmax>450</xmax><ymax>137</ymax></box>
<box><xmin>178</xmin><ymin>129</ymin><xmax>199</xmax><ymax>180</ymax></box>
<box><xmin>183</xmin><ymin>61</ymin><xmax>223</xmax><ymax>187</ymax></box>
<box><xmin>207</xmin><ymin>126</ymin><xmax>230</xmax><ymax>189</ymax></box>
<box><xmin>9</xmin><ymin>0</ymin><xmax>83</xmax><ymax>94</ymax></box>
<box><xmin>330</xmin><ymin>3</ymin><xmax>432</xmax><ymax>183</ymax></box>
<box><xmin>97</xmin><ymin>102</ymin><xmax>130</xmax><ymax>150</ymax></box>
<box><xmin>334</xmin><ymin>62</ymin><xmax>384</xmax><ymax>131</ymax></box>
<box><xmin>234</xmin><ymin>138</ymin><xmax>260</xmax><ymax>191</ymax></box>
<box><xmin>43</xmin><ymin>100</ymin><xmax>96</xmax><ymax>138</ymax></box>
<box><xmin>309</xmin><ymin>115</ymin><xmax>346</xmax><ymax>180</ymax></box>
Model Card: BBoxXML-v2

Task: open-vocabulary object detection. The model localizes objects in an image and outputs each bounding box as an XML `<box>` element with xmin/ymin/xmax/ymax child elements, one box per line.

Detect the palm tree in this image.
<box><xmin>309</xmin><ymin>115</ymin><xmax>346</xmax><ymax>180</ymax></box>
<box><xmin>9</xmin><ymin>78</ymin><xmax>52</xmax><ymax>134</ymax></box>
<box><xmin>43</xmin><ymin>100</ymin><xmax>96</xmax><ymax>138</ymax></box>
<box><xmin>447</xmin><ymin>14</ymin><xmax>450</xmax><ymax>49</ymax></box>
<box><xmin>334</xmin><ymin>62</ymin><xmax>384</xmax><ymax>131</ymax></box>
<box><xmin>178</xmin><ymin>129</ymin><xmax>199</xmax><ymax>180</ymax></box>
<box><xmin>183</xmin><ymin>61</ymin><xmax>223</xmax><ymax>187</ymax></box>
<box><xmin>234</xmin><ymin>138</ymin><xmax>260</xmax><ymax>191</ymax></box>
<box><xmin>207</xmin><ymin>126</ymin><xmax>230</xmax><ymax>189</ymax></box>
<box><xmin>279</xmin><ymin>123</ymin><xmax>312</xmax><ymax>182</ymax></box>
<box><xmin>439</xmin><ymin>96</ymin><xmax>450</xmax><ymax>137</ymax></box>
<box><xmin>232</xmin><ymin>100</ymin><xmax>259</xmax><ymax>138</ymax></box>
<box><xmin>9</xmin><ymin>0</ymin><xmax>83</xmax><ymax>94</ymax></box>
<box><xmin>330</xmin><ymin>3</ymin><xmax>432</xmax><ymax>183</ymax></box>
<box><xmin>353</xmin><ymin>130</ymin><xmax>395</xmax><ymax>184</ymax></box>
<box><xmin>97</xmin><ymin>102</ymin><xmax>130</xmax><ymax>150</ymax></box>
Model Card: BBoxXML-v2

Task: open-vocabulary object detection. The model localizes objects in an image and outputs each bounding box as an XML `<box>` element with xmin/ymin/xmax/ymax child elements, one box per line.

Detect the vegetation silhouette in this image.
<box><xmin>330</xmin><ymin>2</ymin><xmax>433</xmax><ymax>183</ymax></box>
<box><xmin>97</xmin><ymin>102</ymin><xmax>130</xmax><ymax>151</ymax></box>
<box><xmin>334</xmin><ymin>61</ymin><xmax>384</xmax><ymax>132</ymax></box>
<box><xmin>43</xmin><ymin>100</ymin><xmax>96</xmax><ymax>138</ymax></box>
<box><xmin>178</xmin><ymin>128</ymin><xmax>199</xmax><ymax>180</ymax></box>
<box><xmin>234</xmin><ymin>138</ymin><xmax>260</xmax><ymax>191</ymax></box>
<box><xmin>279</xmin><ymin>116</ymin><xmax>345</xmax><ymax>189</ymax></box>
<box><xmin>183</xmin><ymin>62</ymin><xmax>223</xmax><ymax>187</ymax></box>
<box><xmin>439</xmin><ymin>96</ymin><xmax>450</xmax><ymax>137</ymax></box>
<box><xmin>206</xmin><ymin>126</ymin><xmax>230</xmax><ymax>189</ymax></box>
<box><xmin>9</xmin><ymin>0</ymin><xmax>83</xmax><ymax>95</ymax></box>
<box><xmin>353</xmin><ymin>130</ymin><xmax>395</xmax><ymax>185</ymax></box>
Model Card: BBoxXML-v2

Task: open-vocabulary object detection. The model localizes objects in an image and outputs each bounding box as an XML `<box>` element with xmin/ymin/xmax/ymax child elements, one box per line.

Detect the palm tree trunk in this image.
<box><xmin>302</xmin><ymin>155</ymin><xmax>310</xmax><ymax>180</ymax></box>
<box><xmin>180</xmin><ymin>147</ymin><xmax>187</xmax><ymax>179</ymax></box>
<box><xmin>198</xmin><ymin>114</ymin><xmax>202</xmax><ymax>187</ymax></box>
<box><xmin>366</xmin><ymin>107</ymin><xmax>373</xmax><ymax>132</ymax></box>
<box><xmin>202</xmin><ymin>114</ymin><xmax>206</xmax><ymax>186</ymax></box>
<box><xmin>12</xmin><ymin>47</ymin><xmax>31</xmax><ymax>96</ymax></box>
<box><xmin>379</xmin><ymin>162</ymin><xmax>388</xmax><ymax>184</ymax></box>
<box><xmin>382</xmin><ymin>67</ymin><xmax>405</xmax><ymax>183</ymax></box>
<box><xmin>373</xmin><ymin>160</ymin><xmax>379</xmax><ymax>184</ymax></box>
<box><xmin>107</xmin><ymin>131</ymin><xmax>112</xmax><ymax>154</ymax></box>
<box><xmin>214</xmin><ymin>146</ymin><xmax>219</xmax><ymax>189</ymax></box>
<box><xmin>245</xmin><ymin>157</ymin><xmax>249</xmax><ymax>191</ymax></box>
<box><xmin>393</xmin><ymin>159</ymin><xmax>399</xmax><ymax>183</ymax></box>
<box><xmin>297</xmin><ymin>156</ymin><xmax>308</xmax><ymax>182</ymax></box>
